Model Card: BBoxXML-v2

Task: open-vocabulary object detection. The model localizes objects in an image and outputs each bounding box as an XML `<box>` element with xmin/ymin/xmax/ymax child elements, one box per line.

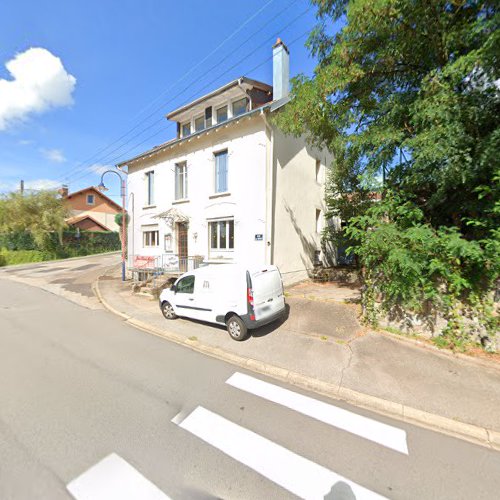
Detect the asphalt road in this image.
<box><xmin>1</xmin><ymin>258</ymin><xmax>500</xmax><ymax>499</ymax></box>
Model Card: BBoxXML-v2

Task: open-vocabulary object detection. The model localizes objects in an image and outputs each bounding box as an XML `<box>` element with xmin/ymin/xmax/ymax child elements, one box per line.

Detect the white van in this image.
<box><xmin>159</xmin><ymin>264</ymin><xmax>286</xmax><ymax>341</ymax></box>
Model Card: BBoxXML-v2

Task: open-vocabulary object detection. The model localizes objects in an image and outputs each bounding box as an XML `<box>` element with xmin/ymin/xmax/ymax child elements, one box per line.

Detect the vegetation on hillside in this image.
<box><xmin>276</xmin><ymin>0</ymin><xmax>499</xmax><ymax>348</ymax></box>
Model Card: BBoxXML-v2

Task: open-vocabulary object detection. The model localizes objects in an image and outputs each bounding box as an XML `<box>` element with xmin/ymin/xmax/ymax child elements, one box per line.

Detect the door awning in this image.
<box><xmin>153</xmin><ymin>207</ymin><xmax>190</xmax><ymax>227</ymax></box>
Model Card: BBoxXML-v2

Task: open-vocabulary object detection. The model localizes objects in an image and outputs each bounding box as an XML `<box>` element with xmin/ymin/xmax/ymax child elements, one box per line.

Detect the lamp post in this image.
<box><xmin>98</xmin><ymin>170</ymin><xmax>127</xmax><ymax>281</ymax></box>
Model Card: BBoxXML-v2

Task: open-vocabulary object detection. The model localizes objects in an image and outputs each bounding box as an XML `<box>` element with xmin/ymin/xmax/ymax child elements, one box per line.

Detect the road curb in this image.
<box><xmin>94</xmin><ymin>275</ymin><xmax>500</xmax><ymax>452</ymax></box>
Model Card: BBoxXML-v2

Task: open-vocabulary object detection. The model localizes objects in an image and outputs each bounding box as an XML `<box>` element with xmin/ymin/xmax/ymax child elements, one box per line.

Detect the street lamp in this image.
<box><xmin>97</xmin><ymin>170</ymin><xmax>127</xmax><ymax>281</ymax></box>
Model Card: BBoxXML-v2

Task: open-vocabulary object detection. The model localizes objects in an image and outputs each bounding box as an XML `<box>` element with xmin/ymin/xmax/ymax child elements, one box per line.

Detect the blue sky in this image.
<box><xmin>0</xmin><ymin>0</ymin><xmax>320</xmax><ymax>202</ymax></box>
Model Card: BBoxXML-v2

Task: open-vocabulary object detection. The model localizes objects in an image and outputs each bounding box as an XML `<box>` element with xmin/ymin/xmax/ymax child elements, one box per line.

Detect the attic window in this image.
<box><xmin>181</xmin><ymin>122</ymin><xmax>191</xmax><ymax>137</ymax></box>
<box><xmin>232</xmin><ymin>97</ymin><xmax>248</xmax><ymax>117</ymax></box>
<box><xmin>87</xmin><ymin>194</ymin><xmax>95</xmax><ymax>205</ymax></box>
<box><xmin>216</xmin><ymin>105</ymin><xmax>228</xmax><ymax>123</ymax></box>
<box><xmin>194</xmin><ymin>115</ymin><xmax>205</xmax><ymax>132</ymax></box>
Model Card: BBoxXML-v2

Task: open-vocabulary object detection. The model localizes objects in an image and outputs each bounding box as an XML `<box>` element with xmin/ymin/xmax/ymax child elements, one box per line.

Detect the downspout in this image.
<box><xmin>237</xmin><ymin>78</ymin><xmax>252</xmax><ymax>110</ymax></box>
<box><xmin>261</xmin><ymin>108</ymin><xmax>275</xmax><ymax>265</ymax></box>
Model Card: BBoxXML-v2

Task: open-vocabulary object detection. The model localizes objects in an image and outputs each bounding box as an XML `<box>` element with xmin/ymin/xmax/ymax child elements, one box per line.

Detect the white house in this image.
<box><xmin>118</xmin><ymin>39</ymin><xmax>331</xmax><ymax>285</ymax></box>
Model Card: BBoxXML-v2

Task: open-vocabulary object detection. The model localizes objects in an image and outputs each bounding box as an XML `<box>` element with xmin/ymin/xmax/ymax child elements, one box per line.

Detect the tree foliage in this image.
<box><xmin>0</xmin><ymin>191</ymin><xmax>68</xmax><ymax>250</ymax></box>
<box><xmin>276</xmin><ymin>0</ymin><xmax>499</xmax><ymax>345</ymax></box>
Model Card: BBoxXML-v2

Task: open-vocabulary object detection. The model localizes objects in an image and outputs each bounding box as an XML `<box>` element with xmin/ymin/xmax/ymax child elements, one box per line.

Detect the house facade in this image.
<box><xmin>119</xmin><ymin>40</ymin><xmax>331</xmax><ymax>285</ymax></box>
<box><xmin>61</xmin><ymin>186</ymin><xmax>122</xmax><ymax>232</ymax></box>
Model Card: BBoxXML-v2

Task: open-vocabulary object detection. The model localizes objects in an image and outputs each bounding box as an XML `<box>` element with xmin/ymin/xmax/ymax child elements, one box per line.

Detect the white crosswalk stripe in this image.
<box><xmin>226</xmin><ymin>372</ymin><xmax>409</xmax><ymax>454</ymax></box>
<box><xmin>67</xmin><ymin>453</ymin><xmax>170</xmax><ymax>500</ymax></box>
<box><xmin>174</xmin><ymin>406</ymin><xmax>388</xmax><ymax>500</ymax></box>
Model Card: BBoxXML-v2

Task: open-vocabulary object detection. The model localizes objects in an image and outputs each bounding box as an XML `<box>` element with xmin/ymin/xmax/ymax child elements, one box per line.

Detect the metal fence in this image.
<box><xmin>128</xmin><ymin>254</ymin><xmax>203</xmax><ymax>281</ymax></box>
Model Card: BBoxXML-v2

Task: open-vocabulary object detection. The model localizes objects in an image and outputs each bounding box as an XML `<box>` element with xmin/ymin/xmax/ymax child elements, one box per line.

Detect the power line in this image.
<box><xmin>67</xmin><ymin>27</ymin><xmax>311</xmax><ymax>186</ymax></box>
<box><xmin>61</xmin><ymin>4</ymin><xmax>311</xmax><ymax>186</ymax></box>
<box><xmin>55</xmin><ymin>0</ymin><xmax>294</xmax><ymax>185</ymax></box>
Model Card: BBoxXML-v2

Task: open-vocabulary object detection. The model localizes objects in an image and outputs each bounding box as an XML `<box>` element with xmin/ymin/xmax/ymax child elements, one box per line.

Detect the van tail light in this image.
<box><xmin>247</xmin><ymin>287</ymin><xmax>254</xmax><ymax>308</ymax></box>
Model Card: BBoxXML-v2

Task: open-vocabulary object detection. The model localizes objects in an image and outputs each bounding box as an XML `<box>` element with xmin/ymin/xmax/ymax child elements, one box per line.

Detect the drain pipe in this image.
<box><xmin>237</xmin><ymin>78</ymin><xmax>252</xmax><ymax>110</ymax></box>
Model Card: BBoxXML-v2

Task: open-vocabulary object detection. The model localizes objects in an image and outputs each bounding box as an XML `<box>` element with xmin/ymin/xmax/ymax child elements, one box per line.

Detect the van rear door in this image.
<box><xmin>250</xmin><ymin>266</ymin><xmax>285</xmax><ymax>320</ymax></box>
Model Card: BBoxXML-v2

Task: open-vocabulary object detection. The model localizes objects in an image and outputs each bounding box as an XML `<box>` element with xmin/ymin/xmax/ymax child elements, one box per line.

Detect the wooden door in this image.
<box><xmin>177</xmin><ymin>223</ymin><xmax>188</xmax><ymax>271</ymax></box>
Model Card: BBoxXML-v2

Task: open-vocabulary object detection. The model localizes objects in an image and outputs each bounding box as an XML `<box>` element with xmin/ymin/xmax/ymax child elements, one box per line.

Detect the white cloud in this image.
<box><xmin>88</xmin><ymin>163</ymin><xmax>114</xmax><ymax>175</ymax></box>
<box><xmin>18</xmin><ymin>139</ymin><xmax>34</xmax><ymax>146</ymax></box>
<box><xmin>41</xmin><ymin>148</ymin><xmax>66</xmax><ymax>163</ymax></box>
<box><xmin>24</xmin><ymin>179</ymin><xmax>61</xmax><ymax>191</ymax></box>
<box><xmin>0</xmin><ymin>47</ymin><xmax>76</xmax><ymax>130</ymax></box>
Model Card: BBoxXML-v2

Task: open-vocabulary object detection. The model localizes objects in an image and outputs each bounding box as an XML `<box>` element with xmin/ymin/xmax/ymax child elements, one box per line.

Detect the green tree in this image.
<box><xmin>276</xmin><ymin>0</ymin><xmax>499</xmax><ymax>235</ymax></box>
<box><xmin>0</xmin><ymin>191</ymin><xmax>68</xmax><ymax>250</ymax></box>
<box><xmin>276</xmin><ymin>0</ymin><xmax>499</xmax><ymax>344</ymax></box>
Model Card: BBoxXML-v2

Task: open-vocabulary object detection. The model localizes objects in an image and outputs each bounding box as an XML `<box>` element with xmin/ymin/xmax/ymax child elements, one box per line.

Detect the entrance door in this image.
<box><xmin>177</xmin><ymin>223</ymin><xmax>188</xmax><ymax>272</ymax></box>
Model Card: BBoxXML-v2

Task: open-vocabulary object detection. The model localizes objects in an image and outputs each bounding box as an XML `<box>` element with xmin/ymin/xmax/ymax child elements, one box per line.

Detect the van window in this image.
<box><xmin>176</xmin><ymin>275</ymin><xmax>195</xmax><ymax>294</ymax></box>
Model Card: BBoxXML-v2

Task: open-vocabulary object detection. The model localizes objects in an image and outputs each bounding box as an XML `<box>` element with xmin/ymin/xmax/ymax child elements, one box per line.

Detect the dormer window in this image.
<box><xmin>232</xmin><ymin>97</ymin><xmax>248</xmax><ymax>117</ymax></box>
<box><xmin>216</xmin><ymin>105</ymin><xmax>228</xmax><ymax>123</ymax></box>
<box><xmin>194</xmin><ymin>115</ymin><xmax>205</xmax><ymax>132</ymax></box>
<box><xmin>181</xmin><ymin>122</ymin><xmax>191</xmax><ymax>137</ymax></box>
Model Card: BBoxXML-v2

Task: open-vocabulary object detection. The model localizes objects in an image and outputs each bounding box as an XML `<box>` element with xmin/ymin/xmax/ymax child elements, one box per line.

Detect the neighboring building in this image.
<box><xmin>118</xmin><ymin>39</ymin><xmax>331</xmax><ymax>285</ymax></box>
<box><xmin>60</xmin><ymin>186</ymin><xmax>122</xmax><ymax>232</ymax></box>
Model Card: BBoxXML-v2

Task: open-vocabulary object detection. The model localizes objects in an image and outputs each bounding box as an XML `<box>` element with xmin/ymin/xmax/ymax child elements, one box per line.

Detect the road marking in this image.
<box><xmin>175</xmin><ymin>406</ymin><xmax>387</xmax><ymax>500</ymax></box>
<box><xmin>226</xmin><ymin>372</ymin><xmax>408</xmax><ymax>454</ymax></box>
<box><xmin>67</xmin><ymin>453</ymin><xmax>170</xmax><ymax>500</ymax></box>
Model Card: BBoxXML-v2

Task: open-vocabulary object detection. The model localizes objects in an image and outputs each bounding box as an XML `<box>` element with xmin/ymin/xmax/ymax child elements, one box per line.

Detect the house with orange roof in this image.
<box><xmin>60</xmin><ymin>185</ymin><xmax>122</xmax><ymax>232</ymax></box>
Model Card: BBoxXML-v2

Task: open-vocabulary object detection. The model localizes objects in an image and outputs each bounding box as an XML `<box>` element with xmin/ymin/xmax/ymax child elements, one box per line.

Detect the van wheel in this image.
<box><xmin>161</xmin><ymin>301</ymin><xmax>177</xmax><ymax>320</ymax></box>
<box><xmin>226</xmin><ymin>315</ymin><xmax>249</xmax><ymax>341</ymax></box>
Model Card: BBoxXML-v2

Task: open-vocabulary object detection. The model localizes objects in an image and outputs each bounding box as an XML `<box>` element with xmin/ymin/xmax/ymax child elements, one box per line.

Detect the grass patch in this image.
<box><xmin>0</xmin><ymin>249</ymin><xmax>55</xmax><ymax>266</ymax></box>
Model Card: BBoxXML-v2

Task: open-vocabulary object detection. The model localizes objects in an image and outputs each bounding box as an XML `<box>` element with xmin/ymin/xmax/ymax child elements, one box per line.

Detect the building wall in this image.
<box><xmin>271</xmin><ymin>124</ymin><xmax>331</xmax><ymax>285</ymax></box>
<box><xmin>66</xmin><ymin>190</ymin><xmax>121</xmax><ymax>231</ymax></box>
<box><xmin>127</xmin><ymin>117</ymin><xmax>269</xmax><ymax>268</ymax></box>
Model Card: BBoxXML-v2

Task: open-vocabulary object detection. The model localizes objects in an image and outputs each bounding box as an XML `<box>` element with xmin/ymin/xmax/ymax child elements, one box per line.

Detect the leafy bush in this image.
<box><xmin>346</xmin><ymin>193</ymin><xmax>499</xmax><ymax>344</ymax></box>
<box><xmin>0</xmin><ymin>249</ymin><xmax>53</xmax><ymax>266</ymax></box>
<box><xmin>0</xmin><ymin>230</ymin><xmax>121</xmax><ymax>264</ymax></box>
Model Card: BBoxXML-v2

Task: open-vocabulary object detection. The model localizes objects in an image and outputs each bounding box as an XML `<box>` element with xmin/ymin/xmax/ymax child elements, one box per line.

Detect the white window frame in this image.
<box><xmin>143</xmin><ymin>229</ymin><xmax>159</xmax><ymax>247</ymax></box>
<box><xmin>145</xmin><ymin>171</ymin><xmax>155</xmax><ymax>206</ymax></box>
<box><xmin>175</xmin><ymin>162</ymin><xmax>188</xmax><ymax>200</ymax></box>
<box><xmin>86</xmin><ymin>194</ymin><xmax>95</xmax><ymax>205</ymax></box>
<box><xmin>208</xmin><ymin>218</ymin><xmax>234</xmax><ymax>259</ymax></box>
<box><xmin>164</xmin><ymin>233</ymin><xmax>173</xmax><ymax>252</ymax></box>
<box><xmin>232</xmin><ymin>97</ymin><xmax>248</xmax><ymax>117</ymax></box>
<box><xmin>216</xmin><ymin>104</ymin><xmax>228</xmax><ymax>123</ymax></box>
<box><xmin>181</xmin><ymin>122</ymin><xmax>191</xmax><ymax>137</ymax></box>
<box><xmin>214</xmin><ymin>149</ymin><xmax>228</xmax><ymax>194</ymax></box>
<box><xmin>194</xmin><ymin>114</ymin><xmax>205</xmax><ymax>132</ymax></box>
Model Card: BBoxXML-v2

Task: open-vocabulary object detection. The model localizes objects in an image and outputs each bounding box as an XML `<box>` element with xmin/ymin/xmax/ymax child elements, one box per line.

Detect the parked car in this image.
<box><xmin>159</xmin><ymin>264</ymin><xmax>286</xmax><ymax>341</ymax></box>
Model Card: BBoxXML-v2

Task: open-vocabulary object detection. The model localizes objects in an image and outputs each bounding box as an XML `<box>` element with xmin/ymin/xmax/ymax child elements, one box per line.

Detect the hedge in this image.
<box><xmin>0</xmin><ymin>230</ymin><xmax>121</xmax><ymax>259</ymax></box>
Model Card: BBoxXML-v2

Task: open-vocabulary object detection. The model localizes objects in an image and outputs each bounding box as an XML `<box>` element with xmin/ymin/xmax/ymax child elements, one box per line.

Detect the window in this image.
<box><xmin>143</xmin><ymin>230</ymin><xmax>159</xmax><ymax>247</ymax></box>
<box><xmin>175</xmin><ymin>162</ymin><xmax>188</xmax><ymax>200</ymax></box>
<box><xmin>146</xmin><ymin>171</ymin><xmax>155</xmax><ymax>205</ymax></box>
<box><xmin>181</xmin><ymin>122</ymin><xmax>191</xmax><ymax>137</ymax></box>
<box><xmin>176</xmin><ymin>275</ymin><xmax>195</xmax><ymax>294</ymax></box>
<box><xmin>205</xmin><ymin>107</ymin><xmax>212</xmax><ymax>128</ymax></box>
<box><xmin>164</xmin><ymin>233</ymin><xmax>173</xmax><ymax>252</ymax></box>
<box><xmin>214</xmin><ymin>150</ymin><xmax>228</xmax><ymax>193</ymax></box>
<box><xmin>216</xmin><ymin>105</ymin><xmax>228</xmax><ymax>123</ymax></box>
<box><xmin>209</xmin><ymin>220</ymin><xmax>234</xmax><ymax>250</ymax></box>
<box><xmin>194</xmin><ymin>115</ymin><xmax>205</xmax><ymax>132</ymax></box>
<box><xmin>316</xmin><ymin>209</ymin><xmax>322</xmax><ymax>234</ymax></box>
<box><xmin>86</xmin><ymin>194</ymin><xmax>95</xmax><ymax>205</ymax></box>
<box><xmin>315</xmin><ymin>159</ymin><xmax>321</xmax><ymax>182</ymax></box>
<box><xmin>232</xmin><ymin>97</ymin><xmax>248</xmax><ymax>117</ymax></box>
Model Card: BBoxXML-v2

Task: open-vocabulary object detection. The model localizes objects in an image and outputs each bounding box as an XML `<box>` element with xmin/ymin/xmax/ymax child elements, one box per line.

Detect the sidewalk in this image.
<box><xmin>95</xmin><ymin>267</ymin><xmax>500</xmax><ymax>450</ymax></box>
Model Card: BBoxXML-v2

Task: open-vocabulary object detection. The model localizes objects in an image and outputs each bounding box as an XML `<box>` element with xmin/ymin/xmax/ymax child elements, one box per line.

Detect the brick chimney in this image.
<box><xmin>58</xmin><ymin>184</ymin><xmax>68</xmax><ymax>198</ymax></box>
<box><xmin>273</xmin><ymin>38</ymin><xmax>289</xmax><ymax>101</ymax></box>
